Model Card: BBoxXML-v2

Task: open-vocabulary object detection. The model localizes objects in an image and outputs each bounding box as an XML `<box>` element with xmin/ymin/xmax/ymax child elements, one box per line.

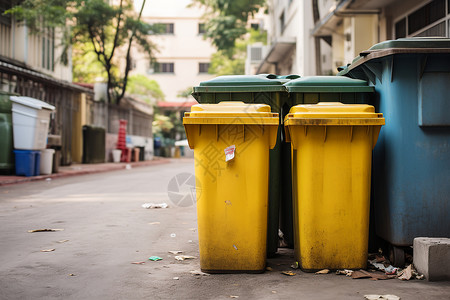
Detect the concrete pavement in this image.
<box><xmin>0</xmin><ymin>159</ymin><xmax>449</xmax><ymax>299</ymax></box>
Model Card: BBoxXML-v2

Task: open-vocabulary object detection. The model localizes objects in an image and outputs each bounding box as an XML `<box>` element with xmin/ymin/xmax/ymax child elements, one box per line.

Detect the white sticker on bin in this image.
<box><xmin>224</xmin><ymin>145</ymin><xmax>236</xmax><ymax>162</ymax></box>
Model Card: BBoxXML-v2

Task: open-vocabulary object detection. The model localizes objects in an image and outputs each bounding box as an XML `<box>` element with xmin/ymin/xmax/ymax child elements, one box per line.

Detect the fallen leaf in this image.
<box><xmin>169</xmin><ymin>251</ymin><xmax>183</xmax><ymax>255</ymax></box>
<box><xmin>175</xmin><ymin>255</ymin><xmax>196</xmax><ymax>261</ymax></box>
<box><xmin>397</xmin><ymin>264</ymin><xmax>413</xmax><ymax>280</ymax></box>
<box><xmin>142</xmin><ymin>203</ymin><xmax>168</xmax><ymax>209</ymax></box>
<box><xmin>315</xmin><ymin>269</ymin><xmax>330</xmax><ymax>274</ymax></box>
<box><xmin>190</xmin><ymin>270</ymin><xmax>210</xmax><ymax>276</ymax></box>
<box><xmin>364</xmin><ymin>295</ymin><xmax>400</xmax><ymax>300</ymax></box>
<box><xmin>131</xmin><ymin>262</ymin><xmax>146</xmax><ymax>265</ymax></box>
<box><xmin>41</xmin><ymin>249</ymin><xmax>55</xmax><ymax>252</ymax></box>
<box><xmin>68</xmin><ymin>274</ymin><xmax>75</xmax><ymax>276</ymax></box>
<box><xmin>58</xmin><ymin>240</ymin><xmax>69</xmax><ymax>243</ymax></box>
<box><xmin>148</xmin><ymin>222</ymin><xmax>160</xmax><ymax>225</ymax></box>
<box><xmin>351</xmin><ymin>270</ymin><xmax>372</xmax><ymax>279</ymax></box>
<box><xmin>173</xmin><ymin>277</ymin><xmax>179</xmax><ymax>280</ymax></box>
<box><xmin>28</xmin><ymin>229</ymin><xmax>64</xmax><ymax>233</ymax></box>
<box><xmin>336</xmin><ymin>269</ymin><xmax>353</xmax><ymax>276</ymax></box>
<box><xmin>281</xmin><ymin>271</ymin><xmax>296</xmax><ymax>276</ymax></box>
<box><xmin>352</xmin><ymin>269</ymin><xmax>390</xmax><ymax>280</ymax></box>
<box><xmin>230</xmin><ymin>296</ymin><xmax>239</xmax><ymax>298</ymax></box>
<box><xmin>266</xmin><ymin>267</ymin><xmax>273</xmax><ymax>271</ymax></box>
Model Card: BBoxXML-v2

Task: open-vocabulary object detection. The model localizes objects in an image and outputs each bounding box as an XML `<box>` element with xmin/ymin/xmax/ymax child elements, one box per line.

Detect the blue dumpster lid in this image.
<box><xmin>367</xmin><ymin>37</ymin><xmax>450</xmax><ymax>51</ymax></box>
<box><xmin>10</xmin><ymin>96</ymin><xmax>55</xmax><ymax>111</ymax></box>
<box><xmin>284</xmin><ymin>76</ymin><xmax>373</xmax><ymax>92</ymax></box>
<box><xmin>337</xmin><ymin>37</ymin><xmax>450</xmax><ymax>79</ymax></box>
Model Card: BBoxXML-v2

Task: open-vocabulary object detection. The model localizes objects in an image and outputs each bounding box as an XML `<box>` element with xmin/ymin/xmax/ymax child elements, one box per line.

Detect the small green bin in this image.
<box><xmin>0</xmin><ymin>91</ymin><xmax>17</xmax><ymax>174</ymax></box>
<box><xmin>82</xmin><ymin>125</ymin><xmax>106</xmax><ymax>163</ymax></box>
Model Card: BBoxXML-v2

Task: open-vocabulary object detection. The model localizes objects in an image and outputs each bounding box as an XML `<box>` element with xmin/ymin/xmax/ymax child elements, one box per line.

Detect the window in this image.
<box><xmin>198</xmin><ymin>63</ymin><xmax>210</xmax><ymax>73</ymax></box>
<box><xmin>154</xmin><ymin>23</ymin><xmax>174</xmax><ymax>34</ymax></box>
<box><xmin>198</xmin><ymin>23</ymin><xmax>206</xmax><ymax>34</ymax></box>
<box><xmin>154</xmin><ymin>62</ymin><xmax>174</xmax><ymax>73</ymax></box>
<box><xmin>42</xmin><ymin>28</ymin><xmax>55</xmax><ymax>71</ymax></box>
<box><xmin>408</xmin><ymin>0</ymin><xmax>445</xmax><ymax>35</ymax></box>
<box><xmin>416</xmin><ymin>21</ymin><xmax>446</xmax><ymax>37</ymax></box>
<box><xmin>395</xmin><ymin>18</ymin><xmax>406</xmax><ymax>39</ymax></box>
<box><xmin>279</xmin><ymin>12</ymin><xmax>285</xmax><ymax>34</ymax></box>
<box><xmin>395</xmin><ymin>0</ymin><xmax>449</xmax><ymax>38</ymax></box>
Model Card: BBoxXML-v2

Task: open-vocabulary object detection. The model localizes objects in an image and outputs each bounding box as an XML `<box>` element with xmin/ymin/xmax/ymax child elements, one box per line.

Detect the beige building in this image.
<box><xmin>0</xmin><ymin>1</ymin><xmax>86</xmax><ymax>165</ymax></box>
<box><xmin>0</xmin><ymin>8</ymin><xmax>72</xmax><ymax>84</ymax></box>
<box><xmin>255</xmin><ymin>0</ymin><xmax>333</xmax><ymax>76</ymax></box>
<box><xmin>252</xmin><ymin>0</ymin><xmax>449</xmax><ymax>76</ymax></box>
<box><xmin>313</xmin><ymin>0</ymin><xmax>450</xmax><ymax>73</ymax></box>
<box><xmin>131</xmin><ymin>0</ymin><xmax>216</xmax><ymax>104</ymax></box>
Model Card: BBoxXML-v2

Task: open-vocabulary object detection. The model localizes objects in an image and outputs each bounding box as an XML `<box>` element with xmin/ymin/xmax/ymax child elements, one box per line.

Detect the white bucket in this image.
<box><xmin>40</xmin><ymin>149</ymin><xmax>55</xmax><ymax>175</ymax></box>
<box><xmin>112</xmin><ymin>149</ymin><xmax>122</xmax><ymax>163</ymax></box>
<box><xmin>10</xmin><ymin>96</ymin><xmax>55</xmax><ymax>150</ymax></box>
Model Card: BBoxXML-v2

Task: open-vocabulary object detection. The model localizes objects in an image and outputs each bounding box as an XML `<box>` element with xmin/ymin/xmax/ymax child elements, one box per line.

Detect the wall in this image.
<box><xmin>6</xmin><ymin>21</ymin><xmax>73</xmax><ymax>82</ymax></box>
<box><xmin>262</xmin><ymin>0</ymin><xmax>332</xmax><ymax>76</ymax></box>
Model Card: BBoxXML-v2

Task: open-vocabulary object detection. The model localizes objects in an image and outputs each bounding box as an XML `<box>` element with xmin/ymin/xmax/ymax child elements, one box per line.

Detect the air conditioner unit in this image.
<box><xmin>248</xmin><ymin>46</ymin><xmax>264</xmax><ymax>62</ymax></box>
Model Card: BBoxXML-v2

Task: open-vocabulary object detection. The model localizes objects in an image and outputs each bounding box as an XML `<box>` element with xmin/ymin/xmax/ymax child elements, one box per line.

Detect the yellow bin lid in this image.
<box><xmin>284</xmin><ymin>102</ymin><xmax>385</xmax><ymax>126</ymax></box>
<box><xmin>183</xmin><ymin>101</ymin><xmax>279</xmax><ymax>125</ymax></box>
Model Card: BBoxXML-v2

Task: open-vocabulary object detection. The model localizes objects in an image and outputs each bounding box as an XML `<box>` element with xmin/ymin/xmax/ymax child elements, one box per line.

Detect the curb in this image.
<box><xmin>0</xmin><ymin>158</ymin><xmax>172</xmax><ymax>187</ymax></box>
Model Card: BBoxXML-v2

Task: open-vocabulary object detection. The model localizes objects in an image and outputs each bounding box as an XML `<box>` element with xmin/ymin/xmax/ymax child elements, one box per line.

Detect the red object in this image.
<box><xmin>116</xmin><ymin>119</ymin><xmax>131</xmax><ymax>162</ymax></box>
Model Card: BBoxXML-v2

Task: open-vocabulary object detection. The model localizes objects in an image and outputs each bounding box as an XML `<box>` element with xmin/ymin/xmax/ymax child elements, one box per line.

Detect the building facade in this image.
<box><xmin>255</xmin><ymin>0</ymin><xmax>333</xmax><ymax>76</ymax></box>
<box><xmin>131</xmin><ymin>0</ymin><xmax>216</xmax><ymax>104</ymax></box>
<box><xmin>313</xmin><ymin>0</ymin><xmax>450</xmax><ymax>73</ymax></box>
<box><xmin>252</xmin><ymin>0</ymin><xmax>449</xmax><ymax>76</ymax></box>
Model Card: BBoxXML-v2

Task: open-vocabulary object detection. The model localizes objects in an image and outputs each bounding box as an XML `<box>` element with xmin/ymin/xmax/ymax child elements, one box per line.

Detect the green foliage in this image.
<box><xmin>127</xmin><ymin>74</ymin><xmax>164</xmax><ymax>104</ymax></box>
<box><xmin>152</xmin><ymin>112</ymin><xmax>184</xmax><ymax>142</ymax></box>
<box><xmin>177</xmin><ymin>87</ymin><xmax>193</xmax><ymax>98</ymax></box>
<box><xmin>208</xmin><ymin>28</ymin><xmax>266</xmax><ymax>76</ymax></box>
<box><xmin>192</xmin><ymin>0</ymin><xmax>266</xmax><ymax>55</ymax></box>
<box><xmin>152</xmin><ymin>114</ymin><xmax>174</xmax><ymax>135</ymax></box>
<box><xmin>209</xmin><ymin>50</ymin><xmax>245</xmax><ymax>75</ymax></box>
<box><xmin>6</xmin><ymin>0</ymin><xmax>71</xmax><ymax>31</ymax></box>
<box><xmin>72</xmin><ymin>42</ymin><xmax>107</xmax><ymax>83</ymax></box>
<box><xmin>6</xmin><ymin>0</ymin><xmax>157</xmax><ymax>105</ymax></box>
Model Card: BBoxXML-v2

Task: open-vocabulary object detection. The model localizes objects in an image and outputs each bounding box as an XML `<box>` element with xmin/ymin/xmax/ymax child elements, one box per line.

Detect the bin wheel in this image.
<box><xmin>389</xmin><ymin>245</ymin><xmax>405</xmax><ymax>267</ymax></box>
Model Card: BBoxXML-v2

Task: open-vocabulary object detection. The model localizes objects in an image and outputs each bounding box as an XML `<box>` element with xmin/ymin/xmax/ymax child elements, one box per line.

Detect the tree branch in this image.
<box><xmin>117</xmin><ymin>0</ymin><xmax>146</xmax><ymax>103</ymax></box>
<box><xmin>108</xmin><ymin>0</ymin><xmax>124</xmax><ymax>64</ymax></box>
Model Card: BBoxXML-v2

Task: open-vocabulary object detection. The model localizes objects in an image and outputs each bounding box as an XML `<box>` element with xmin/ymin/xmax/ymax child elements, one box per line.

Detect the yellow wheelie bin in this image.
<box><xmin>184</xmin><ymin>101</ymin><xmax>278</xmax><ymax>273</ymax></box>
<box><xmin>284</xmin><ymin>102</ymin><xmax>384</xmax><ymax>271</ymax></box>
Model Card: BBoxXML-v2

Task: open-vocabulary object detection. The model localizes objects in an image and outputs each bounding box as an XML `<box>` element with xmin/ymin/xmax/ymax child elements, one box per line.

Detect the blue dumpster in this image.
<box><xmin>339</xmin><ymin>38</ymin><xmax>450</xmax><ymax>264</ymax></box>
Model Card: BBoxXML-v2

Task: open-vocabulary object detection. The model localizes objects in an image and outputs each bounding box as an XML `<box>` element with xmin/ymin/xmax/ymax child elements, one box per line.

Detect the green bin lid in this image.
<box><xmin>284</xmin><ymin>76</ymin><xmax>373</xmax><ymax>93</ymax></box>
<box><xmin>192</xmin><ymin>74</ymin><xmax>299</xmax><ymax>94</ymax></box>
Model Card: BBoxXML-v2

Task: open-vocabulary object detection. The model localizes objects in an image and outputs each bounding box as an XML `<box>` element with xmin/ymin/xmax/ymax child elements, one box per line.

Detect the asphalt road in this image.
<box><xmin>0</xmin><ymin>159</ymin><xmax>449</xmax><ymax>299</ymax></box>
